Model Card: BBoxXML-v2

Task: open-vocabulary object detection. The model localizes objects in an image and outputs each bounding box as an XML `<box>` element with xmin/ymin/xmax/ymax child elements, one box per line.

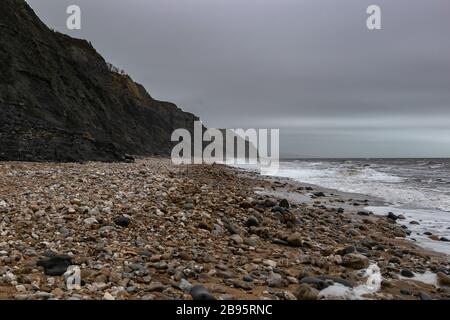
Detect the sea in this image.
<box><xmin>240</xmin><ymin>158</ymin><xmax>450</xmax><ymax>255</ymax></box>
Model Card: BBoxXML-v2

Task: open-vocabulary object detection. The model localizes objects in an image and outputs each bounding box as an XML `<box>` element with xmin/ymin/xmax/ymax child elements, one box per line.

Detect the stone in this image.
<box><xmin>59</xmin><ymin>227</ymin><xmax>71</xmax><ymax>237</ymax></box>
<box><xmin>83</xmin><ymin>217</ymin><xmax>98</xmax><ymax>225</ymax></box>
<box><xmin>245</xmin><ymin>216</ymin><xmax>260</xmax><ymax>228</ymax></box>
<box><xmin>198</xmin><ymin>219</ymin><xmax>213</xmax><ymax>231</ymax></box>
<box><xmin>271</xmin><ymin>206</ymin><xmax>287</xmax><ymax>214</ymax></box>
<box><xmin>346</xmin><ymin>229</ymin><xmax>361</xmax><ymax>237</ymax></box>
<box><xmin>263</xmin><ymin>259</ymin><xmax>277</xmax><ymax>268</ymax></box>
<box><xmin>299</xmin><ymin>277</ymin><xmax>329</xmax><ymax>290</ymax></box>
<box><xmin>400</xmin><ymin>289</ymin><xmax>412</xmax><ymax>296</ymax></box>
<box><xmin>418</xmin><ymin>292</ymin><xmax>432</xmax><ymax>300</ymax></box>
<box><xmin>287</xmin><ymin>233</ymin><xmax>303</xmax><ymax>247</ymax></box>
<box><xmin>37</xmin><ymin>255</ymin><xmax>72</xmax><ymax>276</ymax></box>
<box><xmin>437</xmin><ymin>272</ymin><xmax>450</xmax><ymax>286</ymax></box>
<box><xmin>114</xmin><ymin>216</ymin><xmax>130</xmax><ymax>228</ymax></box>
<box><xmin>103</xmin><ymin>292</ymin><xmax>115</xmax><ymax>300</ymax></box>
<box><xmin>317</xmin><ymin>276</ymin><xmax>353</xmax><ymax>288</ymax></box>
<box><xmin>357</xmin><ymin>210</ymin><xmax>370</xmax><ymax>216</ymax></box>
<box><xmin>279</xmin><ymin>199</ymin><xmax>290</xmax><ymax>208</ymax></box>
<box><xmin>387</xmin><ymin>212</ymin><xmax>398</xmax><ymax>220</ymax></box>
<box><xmin>240</xmin><ymin>201</ymin><xmax>252</xmax><ymax>209</ymax></box>
<box><xmin>266</xmin><ymin>273</ymin><xmax>283</xmax><ymax>288</ymax></box>
<box><xmin>389</xmin><ymin>257</ymin><xmax>402</xmax><ymax>264</ymax></box>
<box><xmin>226</xmin><ymin>224</ymin><xmax>241</xmax><ymax>235</ymax></box>
<box><xmin>400</xmin><ymin>269</ymin><xmax>414</xmax><ymax>278</ymax></box>
<box><xmin>429</xmin><ymin>235</ymin><xmax>440</xmax><ymax>241</ymax></box>
<box><xmin>148</xmin><ymin>281</ymin><xmax>165</xmax><ymax>292</ymax></box>
<box><xmin>264</xmin><ymin>199</ymin><xmax>276</xmax><ymax>207</ymax></box>
<box><xmin>230</xmin><ymin>234</ymin><xmax>243</xmax><ymax>244</ymax></box>
<box><xmin>342</xmin><ymin>253</ymin><xmax>369</xmax><ymax>269</ymax></box>
<box><xmin>190</xmin><ymin>285</ymin><xmax>215</xmax><ymax>300</ymax></box>
<box><xmin>183</xmin><ymin>203</ymin><xmax>194</xmax><ymax>210</ymax></box>
<box><xmin>179</xmin><ymin>279</ymin><xmax>193</xmax><ymax>293</ymax></box>
<box><xmin>313</xmin><ymin>192</ymin><xmax>325</xmax><ymax>197</ymax></box>
<box><xmin>294</xmin><ymin>284</ymin><xmax>319</xmax><ymax>300</ymax></box>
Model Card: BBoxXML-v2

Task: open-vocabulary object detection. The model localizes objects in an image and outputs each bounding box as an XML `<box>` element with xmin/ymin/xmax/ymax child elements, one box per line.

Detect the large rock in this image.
<box><xmin>437</xmin><ymin>272</ymin><xmax>450</xmax><ymax>286</ymax></box>
<box><xmin>190</xmin><ymin>285</ymin><xmax>215</xmax><ymax>300</ymax></box>
<box><xmin>341</xmin><ymin>253</ymin><xmax>369</xmax><ymax>269</ymax></box>
<box><xmin>294</xmin><ymin>284</ymin><xmax>319</xmax><ymax>300</ymax></box>
<box><xmin>36</xmin><ymin>255</ymin><xmax>72</xmax><ymax>276</ymax></box>
<box><xmin>287</xmin><ymin>233</ymin><xmax>303</xmax><ymax>247</ymax></box>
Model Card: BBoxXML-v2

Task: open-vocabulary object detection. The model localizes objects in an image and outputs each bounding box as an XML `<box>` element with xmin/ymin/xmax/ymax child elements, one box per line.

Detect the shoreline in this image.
<box><xmin>0</xmin><ymin>158</ymin><xmax>449</xmax><ymax>300</ymax></box>
<box><xmin>234</xmin><ymin>165</ymin><xmax>450</xmax><ymax>256</ymax></box>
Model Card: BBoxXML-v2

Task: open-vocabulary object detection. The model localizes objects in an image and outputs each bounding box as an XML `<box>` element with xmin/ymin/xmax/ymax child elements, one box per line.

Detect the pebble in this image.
<box><xmin>263</xmin><ymin>260</ymin><xmax>277</xmax><ymax>268</ymax></box>
<box><xmin>400</xmin><ymin>269</ymin><xmax>415</xmax><ymax>278</ymax></box>
<box><xmin>437</xmin><ymin>272</ymin><xmax>450</xmax><ymax>286</ymax></box>
<box><xmin>286</xmin><ymin>233</ymin><xmax>303</xmax><ymax>247</ymax></box>
<box><xmin>299</xmin><ymin>277</ymin><xmax>329</xmax><ymax>290</ymax></box>
<box><xmin>418</xmin><ymin>292</ymin><xmax>432</xmax><ymax>300</ymax></box>
<box><xmin>84</xmin><ymin>217</ymin><xmax>98</xmax><ymax>225</ymax></box>
<box><xmin>114</xmin><ymin>216</ymin><xmax>130</xmax><ymax>227</ymax></box>
<box><xmin>148</xmin><ymin>282</ymin><xmax>165</xmax><ymax>292</ymax></box>
<box><xmin>341</xmin><ymin>253</ymin><xmax>369</xmax><ymax>269</ymax></box>
<box><xmin>190</xmin><ymin>285</ymin><xmax>215</xmax><ymax>300</ymax></box>
<box><xmin>36</xmin><ymin>255</ymin><xmax>73</xmax><ymax>276</ymax></box>
<box><xmin>245</xmin><ymin>216</ymin><xmax>260</xmax><ymax>228</ymax></box>
<box><xmin>103</xmin><ymin>292</ymin><xmax>115</xmax><ymax>300</ymax></box>
<box><xmin>279</xmin><ymin>199</ymin><xmax>290</xmax><ymax>208</ymax></box>
<box><xmin>266</xmin><ymin>273</ymin><xmax>283</xmax><ymax>288</ymax></box>
<box><xmin>179</xmin><ymin>279</ymin><xmax>193</xmax><ymax>293</ymax></box>
<box><xmin>295</xmin><ymin>284</ymin><xmax>319</xmax><ymax>300</ymax></box>
<box><xmin>230</xmin><ymin>234</ymin><xmax>243</xmax><ymax>244</ymax></box>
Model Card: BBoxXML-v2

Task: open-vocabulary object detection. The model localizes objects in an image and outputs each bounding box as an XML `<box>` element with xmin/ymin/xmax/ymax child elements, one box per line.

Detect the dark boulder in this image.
<box><xmin>245</xmin><ymin>216</ymin><xmax>260</xmax><ymax>228</ymax></box>
<box><xmin>279</xmin><ymin>199</ymin><xmax>290</xmax><ymax>208</ymax></box>
<box><xmin>400</xmin><ymin>269</ymin><xmax>414</xmax><ymax>278</ymax></box>
<box><xmin>313</xmin><ymin>192</ymin><xmax>325</xmax><ymax>197</ymax></box>
<box><xmin>37</xmin><ymin>255</ymin><xmax>72</xmax><ymax>276</ymax></box>
<box><xmin>190</xmin><ymin>285</ymin><xmax>215</xmax><ymax>300</ymax></box>
<box><xmin>114</xmin><ymin>216</ymin><xmax>131</xmax><ymax>228</ymax></box>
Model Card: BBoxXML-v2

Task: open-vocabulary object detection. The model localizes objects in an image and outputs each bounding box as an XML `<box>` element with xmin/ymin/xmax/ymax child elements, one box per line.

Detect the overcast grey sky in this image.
<box><xmin>26</xmin><ymin>0</ymin><xmax>450</xmax><ymax>157</ymax></box>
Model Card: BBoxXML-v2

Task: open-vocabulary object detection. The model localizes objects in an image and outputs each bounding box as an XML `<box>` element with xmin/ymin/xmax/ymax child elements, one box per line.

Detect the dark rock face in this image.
<box><xmin>0</xmin><ymin>0</ymin><xmax>198</xmax><ymax>162</ymax></box>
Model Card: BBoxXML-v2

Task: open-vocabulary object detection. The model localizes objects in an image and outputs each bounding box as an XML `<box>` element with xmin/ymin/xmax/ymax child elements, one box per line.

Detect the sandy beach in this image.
<box><xmin>0</xmin><ymin>158</ymin><xmax>449</xmax><ymax>300</ymax></box>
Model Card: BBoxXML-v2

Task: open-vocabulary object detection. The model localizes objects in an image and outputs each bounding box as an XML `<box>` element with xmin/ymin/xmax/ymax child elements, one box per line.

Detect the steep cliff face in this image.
<box><xmin>0</xmin><ymin>0</ymin><xmax>199</xmax><ymax>162</ymax></box>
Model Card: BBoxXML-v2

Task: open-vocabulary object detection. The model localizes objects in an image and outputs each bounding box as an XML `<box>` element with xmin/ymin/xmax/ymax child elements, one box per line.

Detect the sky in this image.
<box><xmin>26</xmin><ymin>0</ymin><xmax>450</xmax><ymax>158</ymax></box>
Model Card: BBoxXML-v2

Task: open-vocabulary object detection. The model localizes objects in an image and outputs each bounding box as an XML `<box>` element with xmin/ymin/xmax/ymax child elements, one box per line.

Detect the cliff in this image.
<box><xmin>0</xmin><ymin>0</ymin><xmax>199</xmax><ymax>162</ymax></box>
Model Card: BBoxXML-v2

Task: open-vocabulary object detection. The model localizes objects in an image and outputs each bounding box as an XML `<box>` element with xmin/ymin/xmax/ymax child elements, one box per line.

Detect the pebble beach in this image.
<box><xmin>0</xmin><ymin>158</ymin><xmax>449</xmax><ymax>300</ymax></box>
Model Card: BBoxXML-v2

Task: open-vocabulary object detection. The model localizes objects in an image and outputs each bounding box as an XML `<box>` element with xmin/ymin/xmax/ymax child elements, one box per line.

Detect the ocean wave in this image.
<box><xmin>268</xmin><ymin>161</ymin><xmax>450</xmax><ymax>212</ymax></box>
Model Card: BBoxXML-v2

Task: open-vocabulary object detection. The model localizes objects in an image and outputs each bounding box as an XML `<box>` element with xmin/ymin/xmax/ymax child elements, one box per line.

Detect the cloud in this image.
<box><xmin>26</xmin><ymin>0</ymin><xmax>450</xmax><ymax>157</ymax></box>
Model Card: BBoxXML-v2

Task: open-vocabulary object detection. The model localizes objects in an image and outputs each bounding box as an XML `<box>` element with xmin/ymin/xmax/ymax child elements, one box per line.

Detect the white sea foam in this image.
<box><xmin>243</xmin><ymin>159</ymin><xmax>450</xmax><ymax>255</ymax></box>
<box><xmin>262</xmin><ymin>161</ymin><xmax>450</xmax><ymax>212</ymax></box>
<box><xmin>318</xmin><ymin>264</ymin><xmax>382</xmax><ymax>300</ymax></box>
<box><xmin>399</xmin><ymin>271</ymin><xmax>438</xmax><ymax>287</ymax></box>
<box><xmin>367</xmin><ymin>206</ymin><xmax>450</xmax><ymax>255</ymax></box>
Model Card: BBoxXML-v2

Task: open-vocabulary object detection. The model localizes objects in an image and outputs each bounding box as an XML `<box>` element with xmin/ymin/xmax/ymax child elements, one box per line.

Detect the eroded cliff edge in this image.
<box><xmin>0</xmin><ymin>0</ymin><xmax>198</xmax><ymax>162</ymax></box>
